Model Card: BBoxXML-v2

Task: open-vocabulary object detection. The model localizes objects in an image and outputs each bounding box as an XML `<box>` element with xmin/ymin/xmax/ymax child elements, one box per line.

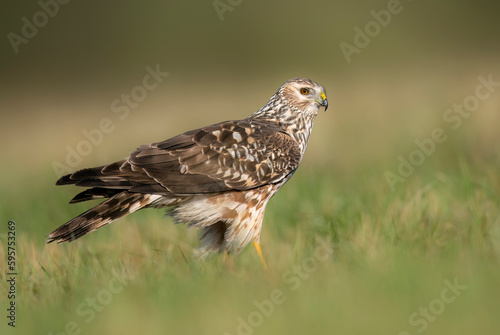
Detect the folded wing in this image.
<box><xmin>58</xmin><ymin>120</ymin><xmax>301</xmax><ymax>201</ymax></box>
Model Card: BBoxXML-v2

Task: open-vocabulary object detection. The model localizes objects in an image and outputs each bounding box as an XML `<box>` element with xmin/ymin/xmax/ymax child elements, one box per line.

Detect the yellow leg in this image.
<box><xmin>253</xmin><ymin>241</ymin><xmax>268</xmax><ymax>270</ymax></box>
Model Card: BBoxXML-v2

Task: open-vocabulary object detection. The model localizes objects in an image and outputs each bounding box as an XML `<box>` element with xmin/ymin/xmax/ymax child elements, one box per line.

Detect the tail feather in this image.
<box><xmin>47</xmin><ymin>192</ymin><xmax>156</xmax><ymax>244</ymax></box>
<box><xmin>56</xmin><ymin>164</ymin><xmax>111</xmax><ymax>185</ymax></box>
<box><xmin>56</xmin><ymin>159</ymin><xmax>152</xmax><ymax>187</ymax></box>
<box><xmin>69</xmin><ymin>187</ymin><xmax>123</xmax><ymax>204</ymax></box>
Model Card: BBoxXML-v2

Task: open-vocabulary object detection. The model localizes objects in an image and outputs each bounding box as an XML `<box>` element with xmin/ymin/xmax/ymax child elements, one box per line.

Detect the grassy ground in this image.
<box><xmin>1</xmin><ymin>75</ymin><xmax>500</xmax><ymax>335</ymax></box>
<box><xmin>1</xmin><ymin>159</ymin><xmax>500</xmax><ymax>335</ymax></box>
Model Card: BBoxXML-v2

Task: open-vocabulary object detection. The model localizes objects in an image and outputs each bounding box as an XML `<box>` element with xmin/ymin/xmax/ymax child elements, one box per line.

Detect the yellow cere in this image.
<box><xmin>320</xmin><ymin>92</ymin><xmax>326</xmax><ymax>100</ymax></box>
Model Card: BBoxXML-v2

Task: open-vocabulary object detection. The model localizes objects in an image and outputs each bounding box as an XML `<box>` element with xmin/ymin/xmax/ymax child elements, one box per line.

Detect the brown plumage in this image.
<box><xmin>48</xmin><ymin>78</ymin><xmax>328</xmax><ymax>261</ymax></box>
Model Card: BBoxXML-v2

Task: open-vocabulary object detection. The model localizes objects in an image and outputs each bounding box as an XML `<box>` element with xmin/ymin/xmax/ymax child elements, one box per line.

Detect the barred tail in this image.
<box><xmin>47</xmin><ymin>192</ymin><xmax>158</xmax><ymax>244</ymax></box>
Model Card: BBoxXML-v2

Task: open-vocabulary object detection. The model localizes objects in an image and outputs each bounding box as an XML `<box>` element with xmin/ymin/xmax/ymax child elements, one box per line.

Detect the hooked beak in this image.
<box><xmin>319</xmin><ymin>91</ymin><xmax>328</xmax><ymax>111</ymax></box>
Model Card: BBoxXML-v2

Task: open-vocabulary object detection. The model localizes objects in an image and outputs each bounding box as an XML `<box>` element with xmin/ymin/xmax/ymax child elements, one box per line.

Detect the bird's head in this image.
<box><xmin>279</xmin><ymin>78</ymin><xmax>328</xmax><ymax>115</ymax></box>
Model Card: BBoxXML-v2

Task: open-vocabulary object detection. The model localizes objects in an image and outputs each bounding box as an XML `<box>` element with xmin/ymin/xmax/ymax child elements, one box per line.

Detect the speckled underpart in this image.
<box><xmin>171</xmin><ymin>183</ymin><xmax>282</xmax><ymax>255</ymax></box>
<box><xmin>48</xmin><ymin>78</ymin><xmax>328</xmax><ymax>256</ymax></box>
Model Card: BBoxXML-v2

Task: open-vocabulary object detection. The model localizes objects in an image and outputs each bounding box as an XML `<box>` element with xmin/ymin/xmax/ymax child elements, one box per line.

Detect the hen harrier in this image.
<box><xmin>48</xmin><ymin>78</ymin><xmax>328</xmax><ymax>267</ymax></box>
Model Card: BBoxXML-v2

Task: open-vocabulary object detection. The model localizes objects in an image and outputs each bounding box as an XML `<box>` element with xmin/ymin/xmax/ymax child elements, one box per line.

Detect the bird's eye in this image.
<box><xmin>300</xmin><ymin>88</ymin><xmax>309</xmax><ymax>95</ymax></box>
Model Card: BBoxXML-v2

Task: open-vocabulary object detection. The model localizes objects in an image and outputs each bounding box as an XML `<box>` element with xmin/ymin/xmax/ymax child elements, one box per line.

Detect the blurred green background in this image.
<box><xmin>1</xmin><ymin>0</ymin><xmax>500</xmax><ymax>181</ymax></box>
<box><xmin>1</xmin><ymin>0</ymin><xmax>499</xmax><ymax>334</ymax></box>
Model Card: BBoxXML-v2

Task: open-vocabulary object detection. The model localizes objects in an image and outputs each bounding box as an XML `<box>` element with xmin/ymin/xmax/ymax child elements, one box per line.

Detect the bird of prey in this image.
<box><xmin>47</xmin><ymin>78</ymin><xmax>328</xmax><ymax>267</ymax></box>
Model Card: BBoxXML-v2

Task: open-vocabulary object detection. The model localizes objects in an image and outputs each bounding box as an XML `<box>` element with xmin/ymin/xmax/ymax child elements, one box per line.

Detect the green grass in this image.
<box><xmin>1</xmin><ymin>156</ymin><xmax>499</xmax><ymax>335</ymax></box>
